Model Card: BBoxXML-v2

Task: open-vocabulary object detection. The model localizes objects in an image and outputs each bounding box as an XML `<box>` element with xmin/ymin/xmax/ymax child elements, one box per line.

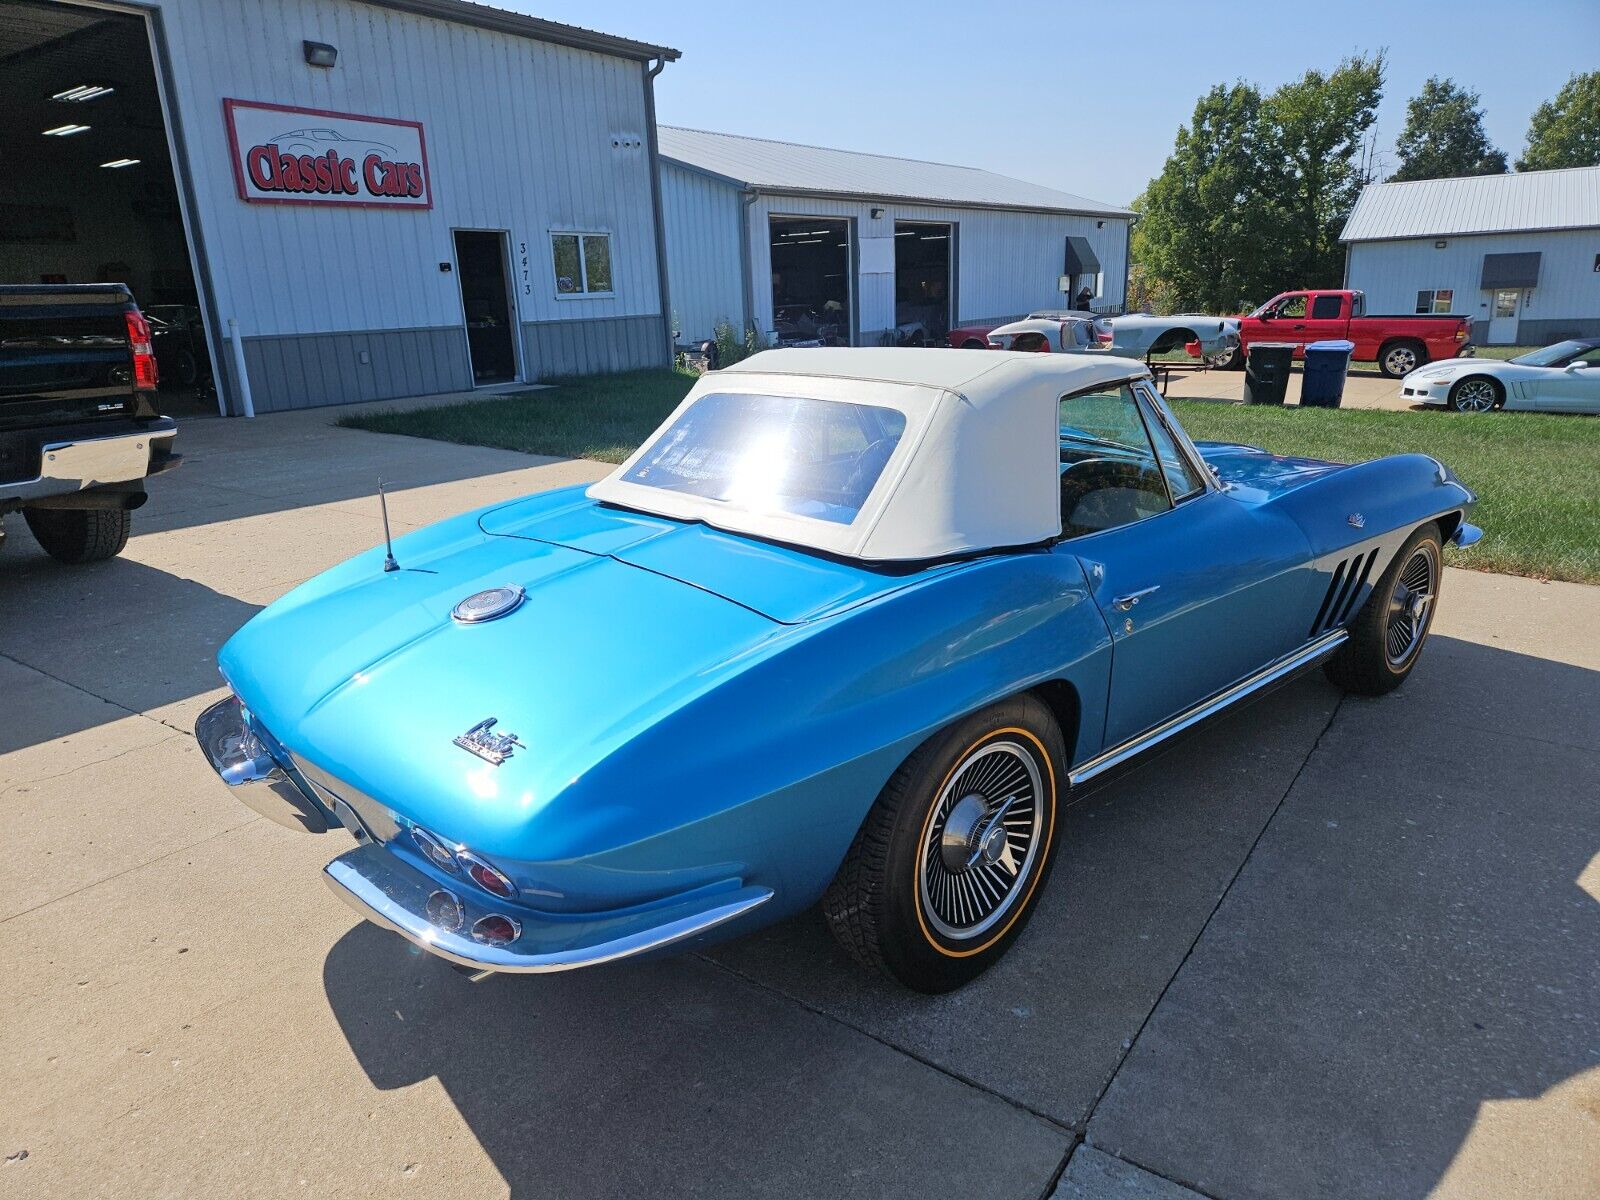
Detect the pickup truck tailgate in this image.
<box><xmin>0</xmin><ymin>286</ymin><xmax>137</xmax><ymax>431</ymax></box>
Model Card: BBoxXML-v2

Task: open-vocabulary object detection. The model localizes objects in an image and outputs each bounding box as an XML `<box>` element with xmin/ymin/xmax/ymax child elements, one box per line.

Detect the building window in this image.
<box><xmin>551</xmin><ymin>232</ymin><xmax>614</xmax><ymax>297</ymax></box>
<box><xmin>1414</xmin><ymin>289</ymin><xmax>1454</xmax><ymax>314</ymax></box>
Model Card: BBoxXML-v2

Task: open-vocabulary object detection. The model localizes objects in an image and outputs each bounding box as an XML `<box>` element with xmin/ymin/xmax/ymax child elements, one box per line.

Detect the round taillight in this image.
<box><xmin>456</xmin><ymin>851</ymin><xmax>515</xmax><ymax>898</ymax></box>
<box><xmin>424</xmin><ymin>890</ymin><xmax>465</xmax><ymax>932</ymax></box>
<box><xmin>410</xmin><ymin>826</ymin><xmax>459</xmax><ymax>873</ymax></box>
<box><xmin>471</xmin><ymin>914</ymin><xmax>520</xmax><ymax>946</ymax></box>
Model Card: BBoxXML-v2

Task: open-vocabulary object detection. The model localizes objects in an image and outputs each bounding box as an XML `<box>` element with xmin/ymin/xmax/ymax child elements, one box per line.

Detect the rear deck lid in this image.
<box><xmin>479</xmin><ymin>487</ymin><xmax>948</xmax><ymax>625</ymax></box>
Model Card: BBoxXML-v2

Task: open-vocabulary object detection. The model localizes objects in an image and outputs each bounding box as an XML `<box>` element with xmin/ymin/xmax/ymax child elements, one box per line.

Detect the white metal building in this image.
<box><xmin>657</xmin><ymin>127</ymin><xmax>1134</xmax><ymax>349</ymax></box>
<box><xmin>1342</xmin><ymin>165</ymin><xmax>1600</xmax><ymax>346</ymax></box>
<box><xmin>2</xmin><ymin>0</ymin><xmax>679</xmax><ymax>414</ymax></box>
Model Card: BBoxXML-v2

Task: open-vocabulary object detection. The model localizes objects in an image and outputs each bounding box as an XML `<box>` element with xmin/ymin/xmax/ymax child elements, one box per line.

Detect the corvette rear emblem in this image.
<box><xmin>453</xmin><ymin>718</ymin><xmax>523</xmax><ymax>765</ymax></box>
<box><xmin>1347</xmin><ymin>513</ymin><xmax>1365</xmax><ymax>528</ymax></box>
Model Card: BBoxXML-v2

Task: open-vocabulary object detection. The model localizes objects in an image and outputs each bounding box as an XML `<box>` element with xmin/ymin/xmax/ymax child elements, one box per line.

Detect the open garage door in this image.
<box><xmin>769</xmin><ymin>216</ymin><xmax>851</xmax><ymax>346</ymax></box>
<box><xmin>894</xmin><ymin>221</ymin><xmax>951</xmax><ymax>345</ymax></box>
<box><xmin>0</xmin><ymin>0</ymin><xmax>212</xmax><ymax>413</ymax></box>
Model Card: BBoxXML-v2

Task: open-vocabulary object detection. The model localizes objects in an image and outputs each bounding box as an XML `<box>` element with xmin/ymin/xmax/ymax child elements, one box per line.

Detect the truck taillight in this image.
<box><xmin>125</xmin><ymin>309</ymin><xmax>158</xmax><ymax>390</ymax></box>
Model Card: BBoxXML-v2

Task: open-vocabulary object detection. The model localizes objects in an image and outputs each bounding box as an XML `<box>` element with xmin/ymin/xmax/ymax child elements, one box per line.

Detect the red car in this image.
<box><xmin>1230</xmin><ymin>289</ymin><xmax>1472</xmax><ymax>378</ymax></box>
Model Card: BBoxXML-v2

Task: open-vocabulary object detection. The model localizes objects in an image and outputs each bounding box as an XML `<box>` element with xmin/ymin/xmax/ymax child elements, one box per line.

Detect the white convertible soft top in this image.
<box><xmin>587</xmin><ymin>348</ymin><xmax>1149</xmax><ymax>561</ymax></box>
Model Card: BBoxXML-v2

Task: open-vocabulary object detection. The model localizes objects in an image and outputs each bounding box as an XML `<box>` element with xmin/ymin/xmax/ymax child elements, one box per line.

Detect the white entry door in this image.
<box><xmin>1487</xmin><ymin>289</ymin><xmax>1521</xmax><ymax>344</ymax></box>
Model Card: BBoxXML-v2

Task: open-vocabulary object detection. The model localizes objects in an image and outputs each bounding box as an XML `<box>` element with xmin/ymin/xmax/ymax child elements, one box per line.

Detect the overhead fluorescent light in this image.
<box><xmin>43</xmin><ymin>124</ymin><xmax>90</xmax><ymax>136</ymax></box>
<box><xmin>52</xmin><ymin>84</ymin><xmax>114</xmax><ymax>101</ymax></box>
<box><xmin>100</xmin><ymin>158</ymin><xmax>141</xmax><ymax>169</ymax></box>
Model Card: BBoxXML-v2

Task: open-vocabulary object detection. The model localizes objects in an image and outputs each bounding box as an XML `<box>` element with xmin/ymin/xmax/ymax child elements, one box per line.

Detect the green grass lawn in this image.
<box><xmin>342</xmin><ymin>367</ymin><xmax>1598</xmax><ymax>585</ymax></box>
<box><xmin>339</xmin><ymin>369</ymin><xmax>696</xmax><ymax>464</ymax></box>
<box><xmin>1171</xmin><ymin>401</ymin><xmax>1599</xmax><ymax>583</ymax></box>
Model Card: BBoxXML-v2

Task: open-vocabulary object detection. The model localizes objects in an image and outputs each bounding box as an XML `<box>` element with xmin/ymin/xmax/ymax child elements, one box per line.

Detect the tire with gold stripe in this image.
<box><xmin>823</xmin><ymin>694</ymin><xmax>1064</xmax><ymax>993</ymax></box>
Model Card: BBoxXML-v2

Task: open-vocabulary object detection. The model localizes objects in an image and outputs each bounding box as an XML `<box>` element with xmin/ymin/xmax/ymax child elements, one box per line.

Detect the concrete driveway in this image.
<box><xmin>3</xmin><ymin>405</ymin><xmax>1597</xmax><ymax>1199</ymax></box>
<box><xmin>1163</xmin><ymin>361</ymin><xmax>1421</xmax><ymax>411</ymax></box>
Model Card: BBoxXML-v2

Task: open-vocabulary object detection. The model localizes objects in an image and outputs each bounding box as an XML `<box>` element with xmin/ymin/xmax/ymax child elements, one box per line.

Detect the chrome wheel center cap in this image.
<box><xmin>977</xmin><ymin>821</ymin><xmax>1008</xmax><ymax>866</ymax></box>
<box><xmin>941</xmin><ymin>794</ymin><xmax>990</xmax><ymax>871</ymax></box>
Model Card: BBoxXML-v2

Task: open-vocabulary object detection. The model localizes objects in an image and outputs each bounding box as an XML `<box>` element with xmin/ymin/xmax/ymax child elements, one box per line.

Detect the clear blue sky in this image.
<box><xmin>510</xmin><ymin>0</ymin><xmax>1596</xmax><ymax>205</ymax></box>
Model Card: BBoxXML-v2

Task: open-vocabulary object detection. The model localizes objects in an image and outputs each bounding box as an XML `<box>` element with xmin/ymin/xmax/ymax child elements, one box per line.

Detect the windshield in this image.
<box><xmin>621</xmin><ymin>392</ymin><xmax>907</xmax><ymax>526</ymax></box>
<box><xmin>1510</xmin><ymin>341</ymin><xmax>1586</xmax><ymax>367</ymax></box>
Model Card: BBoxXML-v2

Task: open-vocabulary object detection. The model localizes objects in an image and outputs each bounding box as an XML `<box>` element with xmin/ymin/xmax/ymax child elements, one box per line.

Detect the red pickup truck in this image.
<box><xmin>1231</xmin><ymin>289</ymin><xmax>1473</xmax><ymax>378</ymax></box>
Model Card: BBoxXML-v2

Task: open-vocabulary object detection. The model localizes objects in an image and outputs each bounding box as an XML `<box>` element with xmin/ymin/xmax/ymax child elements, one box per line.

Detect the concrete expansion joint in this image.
<box><xmin>1077</xmin><ymin>695</ymin><xmax>1350</xmax><ymax>1129</ymax></box>
<box><xmin>0</xmin><ymin>733</ymin><xmax>184</xmax><ymax>800</ymax></box>
<box><xmin>698</xmin><ymin>952</ymin><xmax>1078</xmax><ymax>1135</ymax></box>
<box><xmin>1078</xmin><ymin>1141</ymin><xmax>1230</xmax><ymax>1200</ymax></box>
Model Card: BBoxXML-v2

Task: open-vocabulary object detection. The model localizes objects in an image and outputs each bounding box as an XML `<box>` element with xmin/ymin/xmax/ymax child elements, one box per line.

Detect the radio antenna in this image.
<box><xmin>378</xmin><ymin>478</ymin><xmax>400</xmax><ymax>573</ymax></box>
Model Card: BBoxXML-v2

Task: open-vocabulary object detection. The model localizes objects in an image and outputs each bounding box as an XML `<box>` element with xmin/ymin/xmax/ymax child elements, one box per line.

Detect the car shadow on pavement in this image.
<box><xmin>0</xmin><ymin>552</ymin><xmax>263</xmax><ymax>751</ymax></box>
<box><xmin>320</xmin><ymin>925</ymin><xmax>1068</xmax><ymax>1200</ymax></box>
<box><xmin>321</xmin><ymin>637</ymin><xmax>1599</xmax><ymax>1199</ymax></box>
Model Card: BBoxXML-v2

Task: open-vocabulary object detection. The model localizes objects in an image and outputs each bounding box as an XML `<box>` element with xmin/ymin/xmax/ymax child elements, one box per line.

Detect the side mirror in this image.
<box><xmin>1259</xmin><ymin>311</ymin><xmax>1273</xmax><ymax>322</ymax></box>
<box><xmin>1565</xmin><ymin>362</ymin><xmax>1588</xmax><ymax>373</ymax></box>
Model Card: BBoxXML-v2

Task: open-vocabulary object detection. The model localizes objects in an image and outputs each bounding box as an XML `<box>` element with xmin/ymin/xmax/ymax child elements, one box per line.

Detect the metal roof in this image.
<box><xmin>1341</xmin><ymin>165</ymin><xmax>1600</xmax><ymax>242</ymax></box>
<box><xmin>358</xmin><ymin>0</ymin><xmax>679</xmax><ymax>61</ymax></box>
<box><xmin>658</xmin><ymin>126</ymin><xmax>1132</xmax><ymax>217</ymax></box>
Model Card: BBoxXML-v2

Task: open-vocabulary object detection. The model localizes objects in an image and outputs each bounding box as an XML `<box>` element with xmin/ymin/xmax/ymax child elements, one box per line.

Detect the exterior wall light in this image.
<box><xmin>303</xmin><ymin>40</ymin><xmax>338</xmax><ymax>68</ymax></box>
<box><xmin>870</xmin><ymin>207</ymin><xmax>885</xmax><ymax>219</ymax></box>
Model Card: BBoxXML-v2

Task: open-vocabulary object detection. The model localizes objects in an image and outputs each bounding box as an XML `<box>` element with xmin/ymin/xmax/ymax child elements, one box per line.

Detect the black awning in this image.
<box><xmin>1480</xmin><ymin>252</ymin><xmax>1541</xmax><ymax>289</ymax></box>
<box><xmin>1064</xmin><ymin>236</ymin><xmax>1101</xmax><ymax>276</ymax></box>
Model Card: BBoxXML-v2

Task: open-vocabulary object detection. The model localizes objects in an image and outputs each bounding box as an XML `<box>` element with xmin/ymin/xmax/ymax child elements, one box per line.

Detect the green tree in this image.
<box><xmin>1263</xmin><ymin>53</ymin><xmax>1386</xmax><ymax>288</ymax></box>
<box><xmin>1516</xmin><ymin>72</ymin><xmax>1600</xmax><ymax>171</ymax></box>
<box><xmin>1390</xmin><ymin>77</ymin><xmax>1507</xmax><ymax>181</ymax></box>
<box><xmin>1130</xmin><ymin>83</ymin><xmax>1286</xmax><ymax>314</ymax></box>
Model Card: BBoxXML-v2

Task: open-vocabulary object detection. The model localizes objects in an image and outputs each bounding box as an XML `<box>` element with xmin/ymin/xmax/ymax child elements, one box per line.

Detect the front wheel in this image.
<box><xmin>1324</xmin><ymin>524</ymin><xmax>1443</xmax><ymax>696</ymax></box>
<box><xmin>1447</xmin><ymin>376</ymin><xmax>1502</xmax><ymax>413</ymax></box>
<box><xmin>23</xmin><ymin>506</ymin><xmax>132</xmax><ymax>564</ymax></box>
<box><xmin>823</xmin><ymin>695</ymin><xmax>1064</xmax><ymax>992</ymax></box>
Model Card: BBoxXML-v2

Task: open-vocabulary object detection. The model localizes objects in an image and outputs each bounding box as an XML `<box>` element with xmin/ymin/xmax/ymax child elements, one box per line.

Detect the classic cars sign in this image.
<box><xmin>223</xmin><ymin>99</ymin><xmax>431</xmax><ymax>209</ymax></box>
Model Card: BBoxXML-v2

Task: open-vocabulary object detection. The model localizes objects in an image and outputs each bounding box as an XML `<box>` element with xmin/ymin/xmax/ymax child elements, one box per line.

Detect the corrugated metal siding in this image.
<box><xmin>148</xmin><ymin>0</ymin><xmax>666</xmax><ymax>406</ymax></box>
<box><xmin>1342</xmin><ymin>166</ymin><xmax>1600</xmax><ymax>241</ymax></box>
<box><xmin>1346</xmin><ymin>228</ymin><xmax>1600</xmax><ymax>332</ymax></box>
<box><xmin>660</xmin><ymin>127</ymin><xmax>1130</xmax><ymax>217</ymax></box>
<box><xmin>522</xmin><ymin>314</ymin><xmax>666</xmax><ymax>376</ymax></box>
<box><xmin>242</xmin><ymin>327</ymin><xmax>470</xmax><ymax>411</ymax></box>
<box><xmin>744</xmin><ymin>195</ymin><xmax>1128</xmax><ymax>343</ymax></box>
<box><xmin>659</xmin><ymin>162</ymin><xmax>746</xmax><ymax>343</ymax></box>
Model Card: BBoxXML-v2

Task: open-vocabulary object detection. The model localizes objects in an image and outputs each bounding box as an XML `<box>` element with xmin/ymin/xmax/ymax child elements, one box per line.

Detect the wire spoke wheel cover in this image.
<box><xmin>917</xmin><ymin>740</ymin><xmax>1044</xmax><ymax>941</ymax></box>
<box><xmin>1385</xmin><ymin>542</ymin><xmax>1438</xmax><ymax>668</ymax></box>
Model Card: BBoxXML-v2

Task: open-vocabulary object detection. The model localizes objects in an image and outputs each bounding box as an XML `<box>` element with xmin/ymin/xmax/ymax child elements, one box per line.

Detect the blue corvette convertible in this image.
<box><xmin>196</xmin><ymin>349</ymin><xmax>1479</xmax><ymax>992</ymax></box>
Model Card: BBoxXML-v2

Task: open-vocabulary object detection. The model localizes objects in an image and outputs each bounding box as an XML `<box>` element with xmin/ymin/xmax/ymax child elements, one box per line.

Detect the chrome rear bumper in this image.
<box><xmin>194</xmin><ymin>695</ymin><xmax>337</xmax><ymax>833</ymax></box>
<box><xmin>1450</xmin><ymin>522</ymin><xmax>1484</xmax><ymax>548</ymax></box>
<box><xmin>323</xmin><ymin>843</ymin><xmax>773</xmax><ymax>978</ymax></box>
<box><xmin>9</xmin><ymin>419</ymin><xmax>177</xmax><ymax>501</ymax></box>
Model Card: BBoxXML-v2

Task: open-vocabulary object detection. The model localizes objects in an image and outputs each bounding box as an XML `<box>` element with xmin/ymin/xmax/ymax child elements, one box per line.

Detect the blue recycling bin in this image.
<box><xmin>1301</xmin><ymin>339</ymin><xmax>1356</xmax><ymax>408</ymax></box>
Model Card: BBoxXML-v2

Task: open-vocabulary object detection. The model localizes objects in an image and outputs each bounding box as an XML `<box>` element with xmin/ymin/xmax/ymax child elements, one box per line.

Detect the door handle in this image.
<box><xmin>1113</xmin><ymin>586</ymin><xmax>1160</xmax><ymax>611</ymax></box>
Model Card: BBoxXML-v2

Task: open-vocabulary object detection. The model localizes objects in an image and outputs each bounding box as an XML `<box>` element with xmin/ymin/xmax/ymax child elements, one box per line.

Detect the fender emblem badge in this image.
<box><xmin>453</xmin><ymin>718</ymin><xmax>523</xmax><ymax>765</ymax></box>
<box><xmin>1347</xmin><ymin>513</ymin><xmax>1365</xmax><ymax>528</ymax></box>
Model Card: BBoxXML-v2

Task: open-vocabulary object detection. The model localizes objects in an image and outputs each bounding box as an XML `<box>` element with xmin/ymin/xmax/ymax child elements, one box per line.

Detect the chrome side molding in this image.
<box><xmin>1069</xmin><ymin>629</ymin><xmax>1349</xmax><ymax>787</ymax></box>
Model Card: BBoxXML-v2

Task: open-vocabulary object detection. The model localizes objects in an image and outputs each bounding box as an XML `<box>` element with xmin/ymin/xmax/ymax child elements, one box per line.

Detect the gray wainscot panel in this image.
<box><xmin>521</xmin><ymin>314</ymin><xmax>669</xmax><ymax>379</ymax></box>
<box><xmin>240</xmin><ymin>326</ymin><xmax>472</xmax><ymax>413</ymax></box>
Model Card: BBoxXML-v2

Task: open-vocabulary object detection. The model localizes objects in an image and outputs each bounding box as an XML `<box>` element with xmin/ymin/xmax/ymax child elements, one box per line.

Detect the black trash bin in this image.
<box><xmin>1244</xmin><ymin>342</ymin><xmax>1295</xmax><ymax>405</ymax></box>
<box><xmin>1301</xmin><ymin>339</ymin><xmax>1355</xmax><ymax>408</ymax></box>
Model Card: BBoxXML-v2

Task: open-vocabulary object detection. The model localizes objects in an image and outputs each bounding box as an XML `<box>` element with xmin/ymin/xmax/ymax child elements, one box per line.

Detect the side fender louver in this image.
<box><xmin>1309</xmin><ymin>548</ymin><xmax>1380</xmax><ymax>636</ymax></box>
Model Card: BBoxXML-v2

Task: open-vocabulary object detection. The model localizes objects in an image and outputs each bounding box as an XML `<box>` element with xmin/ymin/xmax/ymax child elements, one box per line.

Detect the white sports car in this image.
<box><xmin>1401</xmin><ymin>339</ymin><xmax>1600</xmax><ymax>414</ymax></box>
